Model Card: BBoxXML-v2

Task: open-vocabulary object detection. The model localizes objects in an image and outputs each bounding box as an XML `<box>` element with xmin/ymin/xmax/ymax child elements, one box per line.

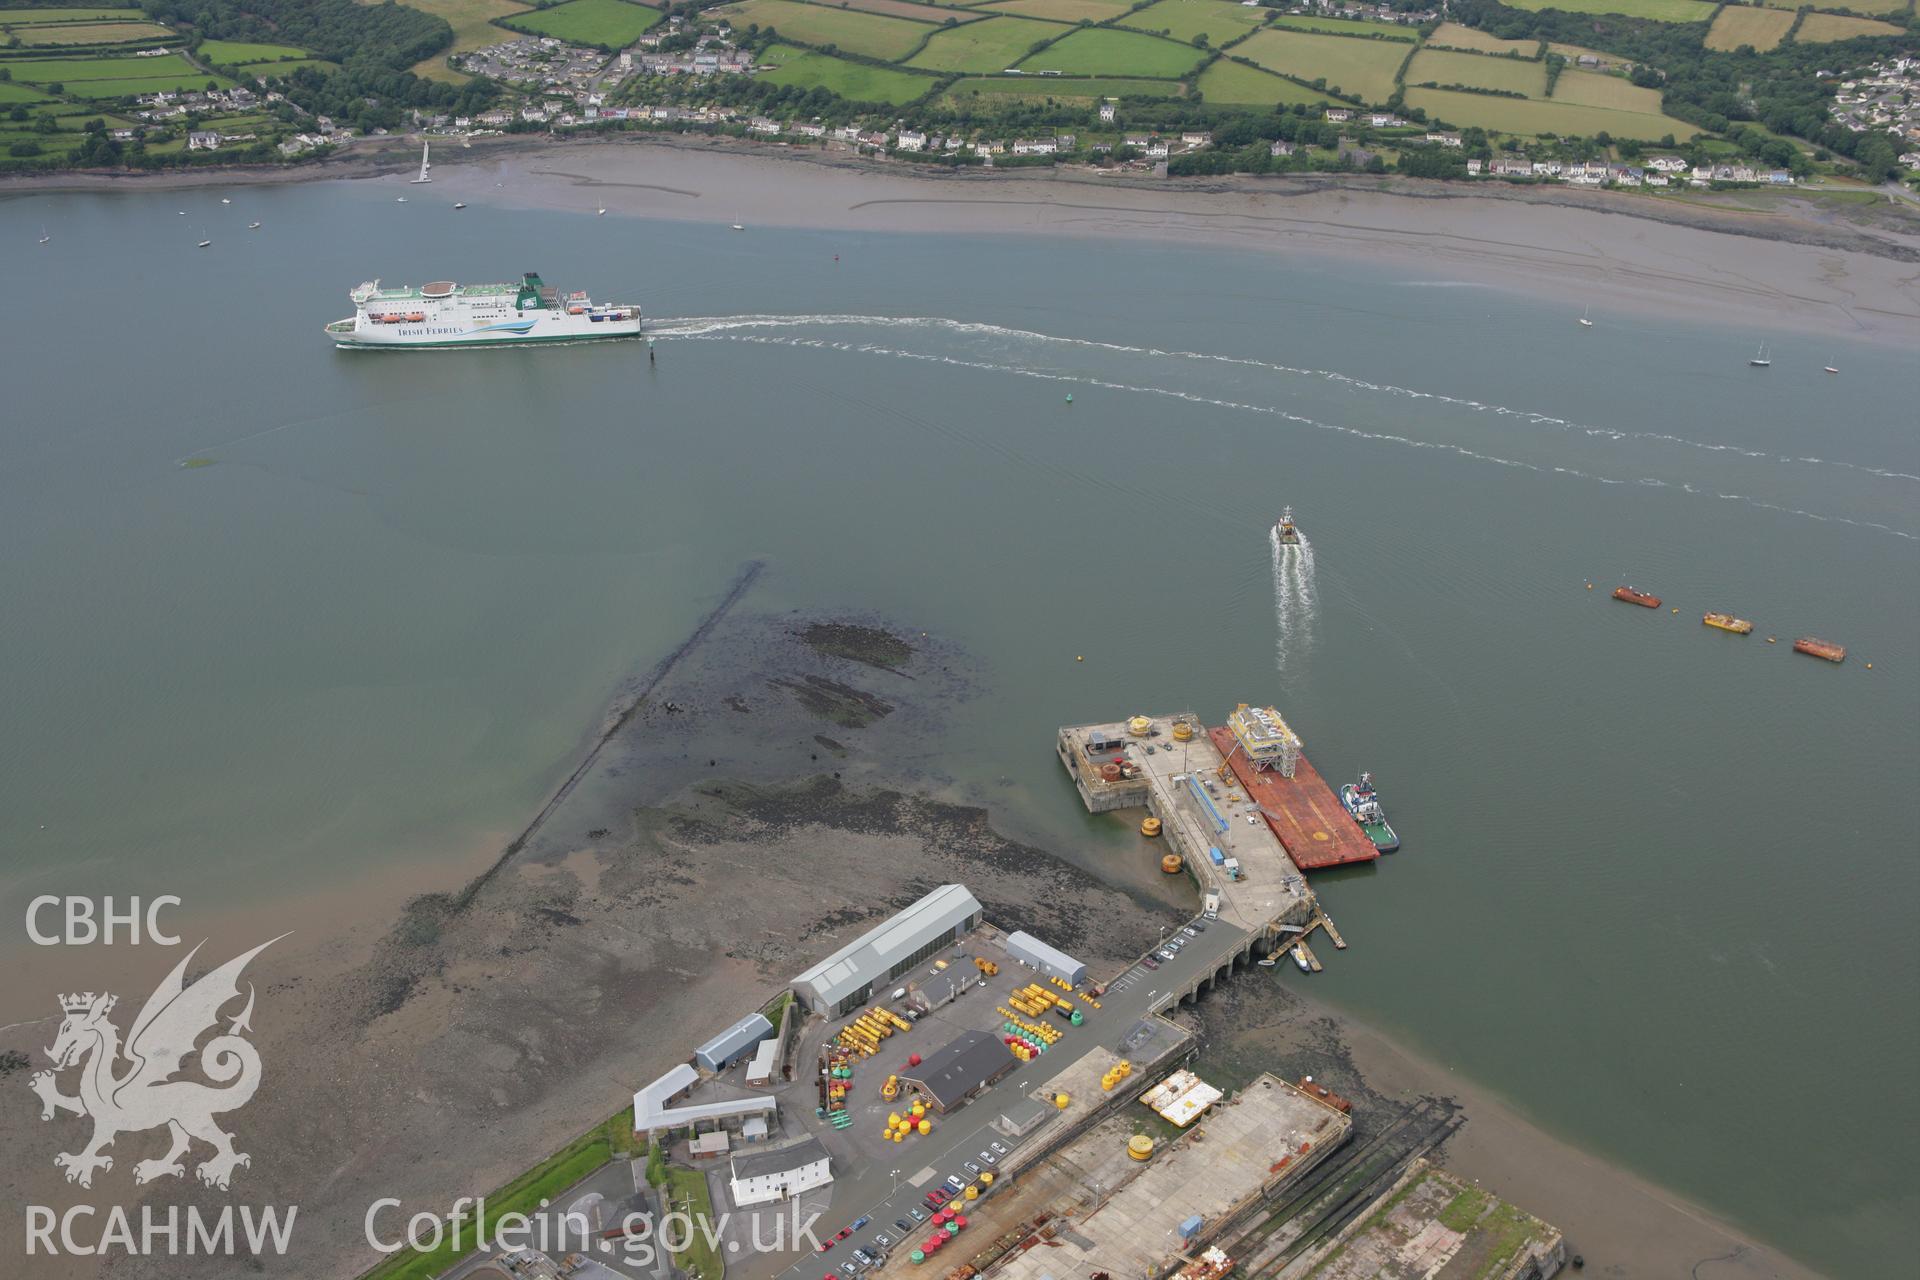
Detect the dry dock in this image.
<box><xmin>1209</xmin><ymin>726</ymin><xmax>1378</xmax><ymax>870</ymax></box>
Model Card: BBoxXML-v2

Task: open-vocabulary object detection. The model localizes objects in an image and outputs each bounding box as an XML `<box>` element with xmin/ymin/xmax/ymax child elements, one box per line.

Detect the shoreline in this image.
<box><xmin>10</xmin><ymin>134</ymin><xmax>1920</xmax><ymax>346</ymax></box>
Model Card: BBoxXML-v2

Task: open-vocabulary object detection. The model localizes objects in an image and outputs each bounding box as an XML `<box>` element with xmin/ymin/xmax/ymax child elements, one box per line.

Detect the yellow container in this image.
<box><xmin>1128</xmin><ymin>1135</ymin><xmax>1154</xmax><ymax>1161</ymax></box>
<box><xmin>1054</xmin><ymin>1092</ymin><xmax>1071</xmax><ymax>1109</ymax></box>
<box><xmin>1128</xmin><ymin>715</ymin><xmax>1152</xmax><ymax>737</ymax></box>
<box><xmin>980</xmin><ymin>1171</ymin><xmax>995</xmax><ymax>1185</ymax></box>
<box><xmin>918</xmin><ymin>1119</ymin><xmax>931</xmax><ymax>1135</ymax></box>
<box><xmin>1172</xmin><ymin>721</ymin><xmax>1194</xmax><ymax>742</ymax></box>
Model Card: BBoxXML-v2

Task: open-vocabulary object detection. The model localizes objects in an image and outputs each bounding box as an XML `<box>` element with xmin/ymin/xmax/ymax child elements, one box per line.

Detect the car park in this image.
<box><xmin>979</xmin><ymin>1149</ymin><xmax>997</xmax><ymax>1165</ymax></box>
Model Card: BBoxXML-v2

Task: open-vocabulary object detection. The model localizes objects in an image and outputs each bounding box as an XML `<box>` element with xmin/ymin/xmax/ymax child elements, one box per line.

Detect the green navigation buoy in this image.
<box><xmin>1065</xmin><ymin>394</ymin><xmax>1073</xmax><ymax>403</ymax></box>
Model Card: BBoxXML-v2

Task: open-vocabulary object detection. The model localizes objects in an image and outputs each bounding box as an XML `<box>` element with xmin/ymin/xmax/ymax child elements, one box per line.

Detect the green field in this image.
<box><xmin>3</xmin><ymin>51</ymin><xmax>201</xmax><ymax>81</ymax></box>
<box><xmin>756</xmin><ymin>43</ymin><xmax>937</xmax><ymax>101</ymax></box>
<box><xmin>831</xmin><ymin>0</ymin><xmax>982</xmax><ymax>20</ymax></box>
<box><xmin>379</xmin><ymin>0</ymin><xmax>533</xmax><ymax>83</ymax></box>
<box><xmin>1795</xmin><ymin>10</ymin><xmax>1907</xmax><ymax>40</ymax></box>
<box><xmin>717</xmin><ymin>0</ymin><xmax>934</xmax><ymax>59</ymax></box>
<box><xmin>237</xmin><ymin>58</ymin><xmax>335</xmax><ymax>77</ymax></box>
<box><xmin>0</xmin><ymin>7</ymin><xmax>142</xmax><ymax>22</ymax></box>
<box><xmin>64</xmin><ymin>72</ymin><xmax>234</xmax><ymax>95</ymax></box>
<box><xmin>1498</xmin><ymin>0</ymin><xmax>1716</xmax><ymax>21</ymax></box>
<box><xmin>979</xmin><ymin>0</ymin><xmax>1131</xmax><ymax>20</ymax></box>
<box><xmin>1233</xmin><ymin>27</ymin><xmax>1406</xmax><ymax>103</ymax></box>
<box><xmin>1118</xmin><ymin>0</ymin><xmax>1269</xmax><ymax>44</ymax></box>
<box><xmin>1425</xmin><ymin>22</ymin><xmax>1538</xmax><ymax>55</ymax></box>
<box><xmin>13</xmin><ymin>20</ymin><xmax>174</xmax><ymax>44</ymax></box>
<box><xmin>197</xmin><ymin>40</ymin><xmax>311</xmax><ymax>63</ymax></box>
<box><xmin>1405</xmin><ymin>47</ymin><xmax>1546</xmax><ymax>96</ymax></box>
<box><xmin>1703</xmin><ymin>5</ymin><xmax>1793</xmax><ymax>49</ymax></box>
<box><xmin>1760</xmin><ymin>0</ymin><xmax>1908</xmax><ymax>13</ymax></box>
<box><xmin>943</xmin><ymin>73</ymin><xmax>1181</xmax><ymax>101</ymax></box>
<box><xmin>1018</xmin><ymin>26</ymin><xmax>1205</xmax><ymax>75</ymax></box>
<box><xmin>1549</xmin><ymin>67</ymin><xmax>1662</xmax><ymax>109</ymax></box>
<box><xmin>1195</xmin><ymin>57</ymin><xmax>1334</xmax><ymax>105</ymax></box>
<box><xmin>1268</xmin><ymin>13</ymin><xmax>1416</xmax><ymax>39</ymax></box>
<box><xmin>499</xmin><ymin>0</ymin><xmax>662</xmax><ymax>47</ymax></box>
<box><xmin>0</xmin><ymin>81</ymin><xmax>55</xmax><ymax>102</ymax></box>
<box><xmin>1406</xmin><ymin>86</ymin><xmax>1700</xmax><ymax>140</ymax></box>
<box><xmin>905</xmin><ymin>16</ymin><xmax>1060</xmax><ymax>71</ymax></box>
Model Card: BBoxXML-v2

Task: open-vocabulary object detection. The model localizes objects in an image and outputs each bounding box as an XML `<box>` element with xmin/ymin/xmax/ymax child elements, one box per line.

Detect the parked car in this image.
<box><xmin>908</xmin><ymin>1207</ymin><xmax>928</xmax><ymax>1223</ymax></box>
<box><xmin>1141</xmin><ymin>956</ymin><xmax>1160</xmax><ymax>970</ymax></box>
<box><xmin>839</xmin><ymin>1263</ymin><xmax>858</xmax><ymax>1277</ymax></box>
<box><xmin>853</xmin><ymin>1248</ymin><xmax>875</xmax><ymax>1265</ymax></box>
<box><xmin>819</xmin><ymin>1240</ymin><xmax>836</xmax><ymax>1253</ymax></box>
<box><xmin>962</xmin><ymin>1161</ymin><xmax>981</xmax><ymax>1175</ymax></box>
<box><xmin>989</xmin><ymin>1140</ymin><xmax>1008</xmax><ymax>1155</ymax></box>
<box><xmin>1181</xmin><ymin>926</ymin><xmax>1198</xmax><ymax>938</ymax></box>
<box><xmin>979</xmin><ymin>1149</ymin><xmax>997</xmax><ymax>1165</ymax></box>
<box><xmin>944</xmin><ymin>1175</ymin><xmax>965</xmax><ymax>1192</ymax></box>
<box><xmin>924</xmin><ymin>1190</ymin><xmax>948</xmax><ymax>1208</ymax></box>
<box><xmin>835</xmin><ymin>1228</ymin><xmax>853</xmax><ymax>1241</ymax></box>
<box><xmin>852</xmin><ymin>1217</ymin><xmax>871</xmax><ymax>1231</ymax></box>
<box><xmin>874</xmin><ymin>1233</ymin><xmax>894</xmax><ymax>1249</ymax></box>
<box><xmin>894</xmin><ymin>1219</ymin><xmax>913</xmax><ymax>1233</ymax></box>
<box><xmin>1156</xmin><ymin>949</ymin><xmax>1175</xmax><ymax>961</ymax></box>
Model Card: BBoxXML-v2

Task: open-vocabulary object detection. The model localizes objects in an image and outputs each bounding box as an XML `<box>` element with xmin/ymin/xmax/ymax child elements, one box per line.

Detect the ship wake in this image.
<box><xmin>1271</xmin><ymin>526</ymin><xmax>1316</xmax><ymax>677</ymax></box>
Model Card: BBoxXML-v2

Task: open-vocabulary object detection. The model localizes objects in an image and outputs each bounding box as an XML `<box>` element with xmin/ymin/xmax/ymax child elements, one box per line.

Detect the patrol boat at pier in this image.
<box><xmin>325</xmin><ymin>272</ymin><xmax>641</xmax><ymax>348</ymax></box>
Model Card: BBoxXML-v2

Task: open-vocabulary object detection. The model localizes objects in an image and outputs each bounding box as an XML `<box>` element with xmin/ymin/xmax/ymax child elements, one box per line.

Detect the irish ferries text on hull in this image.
<box><xmin>326</xmin><ymin>273</ymin><xmax>641</xmax><ymax>348</ymax></box>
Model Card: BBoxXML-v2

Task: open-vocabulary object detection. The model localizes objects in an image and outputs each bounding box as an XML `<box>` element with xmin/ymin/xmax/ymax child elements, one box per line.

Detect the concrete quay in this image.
<box><xmin>1057</xmin><ymin>713</ymin><xmax>1319</xmax><ymax>1000</ymax></box>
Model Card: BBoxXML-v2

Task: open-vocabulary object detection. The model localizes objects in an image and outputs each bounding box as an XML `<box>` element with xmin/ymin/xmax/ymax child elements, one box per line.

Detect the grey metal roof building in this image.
<box><xmin>631</xmin><ymin>1063</ymin><xmax>777</xmax><ymax>1135</ymax></box>
<box><xmin>899</xmin><ymin>1029</ymin><xmax>1016</xmax><ymax>1113</ymax></box>
<box><xmin>695</xmin><ymin>1011</ymin><xmax>774</xmax><ymax>1071</ymax></box>
<box><xmin>791</xmin><ymin>884</ymin><xmax>984</xmax><ymax>1017</ymax></box>
<box><xmin>1005</xmin><ymin>930</ymin><xmax>1087</xmax><ymax>987</ymax></box>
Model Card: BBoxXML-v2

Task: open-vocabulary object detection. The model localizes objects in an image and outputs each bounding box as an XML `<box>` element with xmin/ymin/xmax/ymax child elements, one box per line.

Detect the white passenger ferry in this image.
<box><xmin>325</xmin><ymin>272</ymin><xmax>641</xmax><ymax>348</ymax></box>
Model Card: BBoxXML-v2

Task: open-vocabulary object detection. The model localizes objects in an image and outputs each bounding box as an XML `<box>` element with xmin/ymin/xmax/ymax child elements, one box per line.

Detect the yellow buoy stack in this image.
<box><xmin>1127</xmin><ymin>1134</ymin><xmax>1154</xmax><ymax>1162</ymax></box>
<box><xmin>1054</xmin><ymin>1092</ymin><xmax>1072</xmax><ymax>1109</ymax></box>
<box><xmin>1141</xmin><ymin>816</ymin><xmax>1162</xmax><ymax>838</ymax></box>
<box><xmin>1127</xmin><ymin>715</ymin><xmax>1152</xmax><ymax>737</ymax></box>
<box><xmin>1172</xmin><ymin>721</ymin><xmax>1194</xmax><ymax>742</ymax></box>
<box><xmin>1161</xmin><ymin>853</ymin><xmax>1183</xmax><ymax>874</ymax></box>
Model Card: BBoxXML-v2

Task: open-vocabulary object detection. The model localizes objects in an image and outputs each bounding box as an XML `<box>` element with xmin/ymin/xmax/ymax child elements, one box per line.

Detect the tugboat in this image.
<box><xmin>1274</xmin><ymin>506</ymin><xmax>1302</xmax><ymax>545</ymax></box>
<box><xmin>1703</xmin><ymin>612</ymin><xmax>1754</xmax><ymax>635</ymax></box>
<box><xmin>1339</xmin><ymin>772</ymin><xmax>1400</xmax><ymax>853</ymax></box>
<box><xmin>1612</xmin><ymin>586</ymin><xmax>1661</xmax><ymax>608</ymax></box>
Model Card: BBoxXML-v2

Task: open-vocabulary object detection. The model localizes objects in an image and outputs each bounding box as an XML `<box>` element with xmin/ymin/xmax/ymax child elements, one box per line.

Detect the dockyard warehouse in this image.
<box><xmin>899</xmin><ymin>1029</ymin><xmax>1017</xmax><ymax>1113</ymax></box>
<box><xmin>790</xmin><ymin>884</ymin><xmax>984</xmax><ymax>1016</ymax></box>
<box><xmin>1004</xmin><ymin>930</ymin><xmax>1087</xmax><ymax>986</ymax></box>
<box><xmin>728</xmin><ymin>1137</ymin><xmax>833</xmax><ymax>1207</ymax></box>
<box><xmin>695</xmin><ymin>1011</ymin><xmax>775</xmax><ymax>1071</ymax></box>
<box><xmin>632</xmin><ymin>1063</ymin><xmax>777</xmax><ymax>1138</ymax></box>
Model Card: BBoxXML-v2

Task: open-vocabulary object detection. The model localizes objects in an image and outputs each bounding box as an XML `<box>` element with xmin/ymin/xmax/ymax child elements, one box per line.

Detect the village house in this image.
<box><xmin>1324</xmin><ymin>108</ymin><xmax>1351</xmax><ymax>123</ymax></box>
<box><xmin>791</xmin><ymin>119</ymin><xmax>826</xmax><ymax>138</ymax></box>
<box><xmin>1099</xmin><ymin>100</ymin><xmax>1116</xmax><ymax>123</ymax></box>
<box><xmin>1270</xmin><ymin>140</ymin><xmax>1295</xmax><ymax>157</ymax></box>
<box><xmin>1366</xmin><ymin>112</ymin><xmax>1398</xmax><ymax>128</ymax></box>
<box><xmin>1492</xmin><ymin>155</ymin><xmax>1531</xmax><ymax>176</ymax></box>
<box><xmin>748</xmin><ymin>116</ymin><xmax>780</xmax><ymax>135</ymax></box>
<box><xmin>1647</xmin><ymin>155</ymin><xmax>1686</xmax><ymax>173</ymax></box>
<box><xmin>832</xmin><ymin>124</ymin><xmax>862</xmax><ymax>143</ymax></box>
<box><xmin>1012</xmin><ymin>138</ymin><xmax>1057</xmax><ymax>155</ymax></box>
<box><xmin>1466</xmin><ymin>157</ymin><xmax>1483</xmax><ymax>175</ymax></box>
<box><xmin>895</xmin><ymin>129</ymin><xmax>927</xmax><ymax>151</ymax></box>
<box><xmin>1425</xmin><ymin>131</ymin><xmax>1461</xmax><ymax>147</ymax></box>
<box><xmin>1180</xmin><ymin>130</ymin><xmax>1211</xmax><ymax>147</ymax></box>
<box><xmin>1145</xmin><ymin>139</ymin><xmax>1169</xmax><ymax>158</ymax></box>
<box><xmin>1123</xmin><ymin>133</ymin><xmax>1151</xmax><ymax>150</ymax></box>
<box><xmin>188</xmin><ymin>130</ymin><xmax>220</xmax><ymax>151</ymax></box>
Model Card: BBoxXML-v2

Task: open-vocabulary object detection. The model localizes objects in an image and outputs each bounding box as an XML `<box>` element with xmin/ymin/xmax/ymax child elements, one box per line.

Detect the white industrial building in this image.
<box><xmin>728</xmin><ymin>1136</ymin><xmax>832</xmax><ymax>1207</ymax></box>
<box><xmin>791</xmin><ymin>884</ymin><xmax>984</xmax><ymax>1016</ymax></box>
<box><xmin>695</xmin><ymin>1011</ymin><xmax>773</xmax><ymax>1071</ymax></box>
<box><xmin>632</xmin><ymin>1063</ymin><xmax>776</xmax><ymax>1138</ymax></box>
<box><xmin>1005</xmin><ymin>930</ymin><xmax>1087</xmax><ymax>986</ymax></box>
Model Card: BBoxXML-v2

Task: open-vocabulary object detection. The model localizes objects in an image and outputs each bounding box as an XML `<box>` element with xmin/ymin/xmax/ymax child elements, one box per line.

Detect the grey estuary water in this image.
<box><xmin>2</xmin><ymin>177</ymin><xmax>1916</xmax><ymax>1275</ymax></box>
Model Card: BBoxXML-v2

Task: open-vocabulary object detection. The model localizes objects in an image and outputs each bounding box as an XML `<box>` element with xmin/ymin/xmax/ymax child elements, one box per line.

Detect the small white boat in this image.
<box><xmin>1291</xmin><ymin>944</ymin><xmax>1311</xmax><ymax>973</ymax></box>
<box><xmin>597</xmin><ymin>208</ymin><xmax>606</xmax><ymax>216</ymax></box>
<box><xmin>1748</xmin><ymin>343</ymin><xmax>1771</xmax><ymax>368</ymax></box>
<box><xmin>221</xmin><ymin>197</ymin><xmax>231</xmax><ymax>204</ymax></box>
<box><xmin>177</xmin><ymin>210</ymin><xmax>186</xmax><ymax>215</ymax></box>
<box><xmin>196</xmin><ymin>238</ymin><xmax>211</xmax><ymax>248</ymax></box>
<box><xmin>248</xmin><ymin>221</ymin><xmax>261</xmax><ymax>230</ymax></box>
<box><xmin>410</xmin><ymin>139</ymin><xmax>432</xmax><ymax>184</ymax></box>
<box><xmin>1823</xmin><ymin>365</ymin><xmax>1838</xmax><ymax>374</ymax></box>
<box><xmin>396</xmin><ymin>196</ymin><xmax>408</xmax><ymax>203</ymax></box>
<box><xmin>453</xmin><ymin>202</ymin><xmax>467</xmax><ymax>209</ymax></box>
<box><xmin>731</xmin><ymin>223</ymin><xmax>745</xmax><ymax>231</ymax></box>
<box><xmin>39</xmin><ymin>226</ymin><xmax>50</xmax><ymax>244</ymax></box>
<box><xmin>1578</xmin><ymin>304</ymin><xmax>1592</xmax><ymax>328</ymax></box>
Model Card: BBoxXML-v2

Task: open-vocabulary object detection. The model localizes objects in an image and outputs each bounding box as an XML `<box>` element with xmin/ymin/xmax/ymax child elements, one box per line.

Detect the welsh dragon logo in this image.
<box><xmin>29</xmin><ymin>936</ymin><xmax>282</xmax><ymax>1191</ymax></box>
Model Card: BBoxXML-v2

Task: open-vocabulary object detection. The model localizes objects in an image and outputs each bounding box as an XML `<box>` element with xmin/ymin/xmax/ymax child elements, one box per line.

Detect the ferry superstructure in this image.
<box><xmin>325</xmin><ymin>272</ymin><xmax>640</xmax><ymax>348</ymax></box>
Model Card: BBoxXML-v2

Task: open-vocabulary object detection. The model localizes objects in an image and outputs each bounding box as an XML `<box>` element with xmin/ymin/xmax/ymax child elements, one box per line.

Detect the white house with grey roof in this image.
<box><xmin>728</xmin><ymin>1136</ymin><xmax>832</xmax><ymax>1207</ymax></box>
<box><xmin>790</xmin><ymin>884</ymin><xmax>983</xmax><ymax>1016</ymax></box>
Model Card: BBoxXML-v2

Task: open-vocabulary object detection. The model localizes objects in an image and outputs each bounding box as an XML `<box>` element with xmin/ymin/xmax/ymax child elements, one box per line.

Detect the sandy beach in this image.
<box><xmin>407</xmin><ymin>138</ymin><xmax>1920</xmax><ymax>348</ymax></box>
